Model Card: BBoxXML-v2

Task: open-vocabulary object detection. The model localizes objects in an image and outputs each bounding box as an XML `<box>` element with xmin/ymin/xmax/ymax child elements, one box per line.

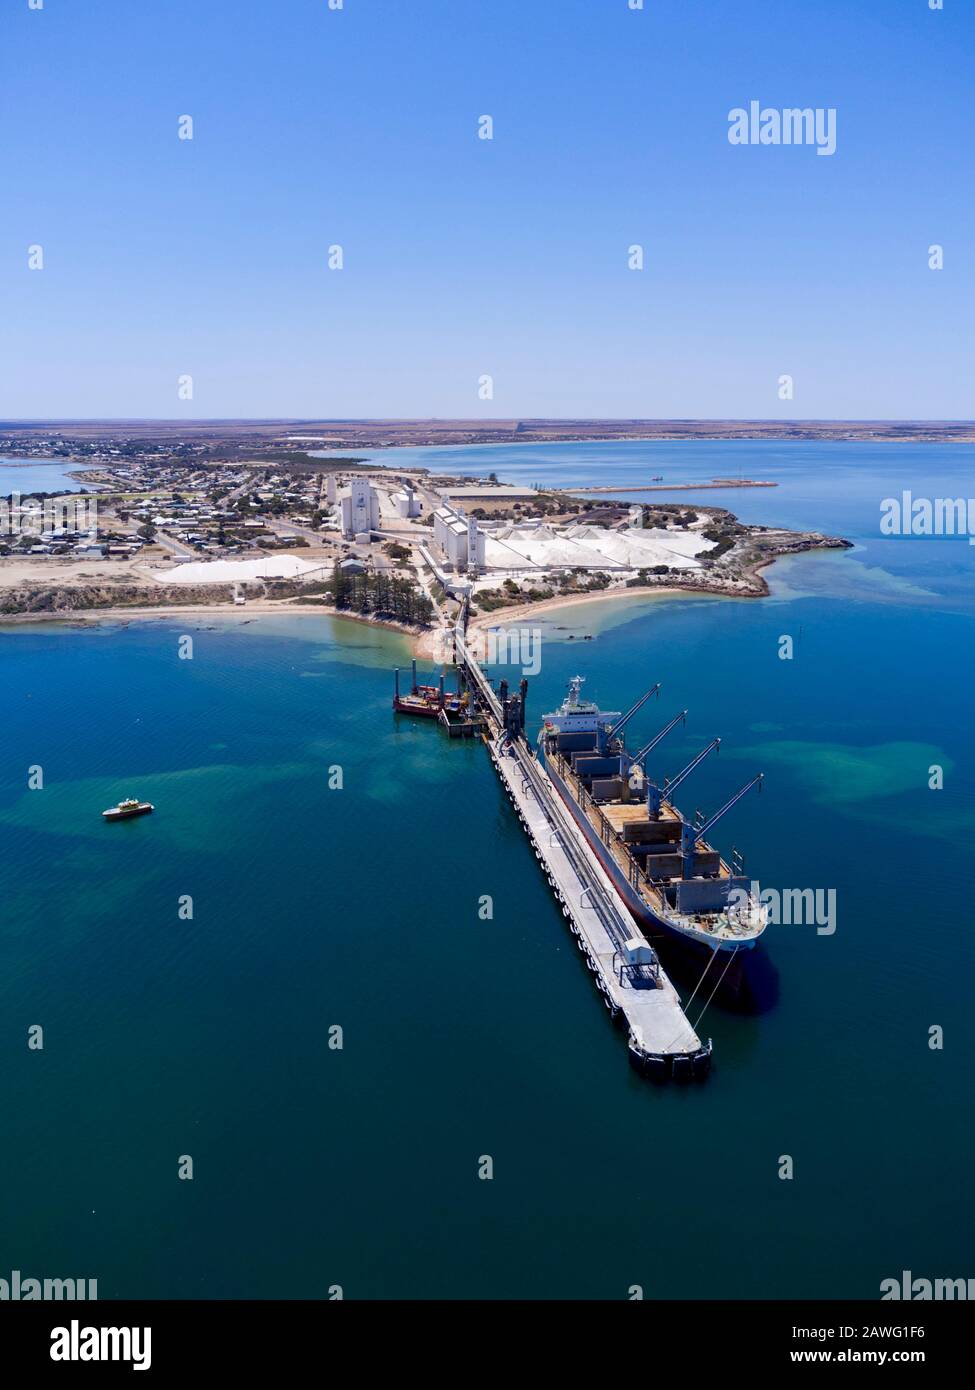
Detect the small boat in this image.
<box><xmin>102</xmin><ymin>798</ymin><xmax>154</xmax><ymax>821</ymax></box>
<box><xmin>650</xmin><ymin>474</ymin><xmax>664</xmax><ymax>482</ymax></box>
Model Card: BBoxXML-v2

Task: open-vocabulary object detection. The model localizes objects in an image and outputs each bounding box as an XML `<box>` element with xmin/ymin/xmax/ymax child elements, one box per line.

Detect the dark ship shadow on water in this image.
<box><xmin>652</xmin><ymin>939</ymin><xmax>780</xmax><ymax>1016</ymax></box>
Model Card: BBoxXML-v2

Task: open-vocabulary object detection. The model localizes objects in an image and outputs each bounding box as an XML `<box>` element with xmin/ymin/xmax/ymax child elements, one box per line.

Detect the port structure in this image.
<box><xmin>393</xmin><ymin>660</ymin><xmax>487</xmax><ymax>737</ymax></box>
<box><xmin>449</xmin><ymin>609</ymin><xmax>711</xmax><ymax>1081</ymax></box>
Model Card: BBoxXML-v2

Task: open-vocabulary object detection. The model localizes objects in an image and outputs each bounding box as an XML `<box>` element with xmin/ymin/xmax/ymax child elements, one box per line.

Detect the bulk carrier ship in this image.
<box><xmin>538</xmin><ymin>676</ymin><xmax>769</xmax><ymax>1005</ymax></box>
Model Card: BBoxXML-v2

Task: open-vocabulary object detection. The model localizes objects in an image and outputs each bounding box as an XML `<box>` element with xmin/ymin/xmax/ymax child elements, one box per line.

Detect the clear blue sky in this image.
<box><xmin>1</xmin><ymin>0</ymin><xmax>971</xmax><ymax>420</ymax></box>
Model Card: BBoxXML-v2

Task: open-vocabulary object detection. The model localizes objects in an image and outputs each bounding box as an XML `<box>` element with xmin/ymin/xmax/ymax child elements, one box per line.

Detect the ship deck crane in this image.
<box><xmin>606</xmin><ymin>683</ymin><xmax>661</xmax><ymax>743</ymax></box>
<box><xmin>648</xmin><ymin>737</ymin><xmax>721</xmax><ymax>816</ymax></box>
<box><xmin>627</xmin><ymin>709</ymin><xmax>688</xmax><ymax>768</ymax></box>
<box><xmin>680</xmin><ymin>774</ymin><xmax>764</xmax><ymax>875</ymax></box>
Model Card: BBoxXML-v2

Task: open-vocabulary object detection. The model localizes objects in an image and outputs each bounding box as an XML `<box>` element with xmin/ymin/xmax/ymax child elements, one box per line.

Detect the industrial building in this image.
<box><xmin>339</xmin><ymin>477</ymin><xmax>381</xmax><ymax>540</ymax></box>
<box><xmin>394</xmin><ymin>483</ymin><xmax>422</xmax><ymax>519</ymax></box>
<box><xmin>433</xmin><ymin>501</ymin><xmax>486</xmax><ymax>573</ymax></box>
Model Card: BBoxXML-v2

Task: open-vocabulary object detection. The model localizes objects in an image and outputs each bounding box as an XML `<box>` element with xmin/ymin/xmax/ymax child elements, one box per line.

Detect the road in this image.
<box><xmin>152</xmin><ymin>528</ymin><xmax>195</xmax><ymax>558</ymax></box>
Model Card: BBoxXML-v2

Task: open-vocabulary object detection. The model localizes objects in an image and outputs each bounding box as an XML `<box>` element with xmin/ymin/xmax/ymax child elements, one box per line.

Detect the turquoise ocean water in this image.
<box><xmin>1</xmin><ymin>441</ymin><xmax>972</xmax><ymax>1298</ymax></box>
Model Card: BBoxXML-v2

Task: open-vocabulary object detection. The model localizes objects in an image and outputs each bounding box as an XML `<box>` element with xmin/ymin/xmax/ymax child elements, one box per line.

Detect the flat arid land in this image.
<box><xmin>3</xmin><ymin>417</ymin><xmax>975</xmax><ymax>452</ymax></box>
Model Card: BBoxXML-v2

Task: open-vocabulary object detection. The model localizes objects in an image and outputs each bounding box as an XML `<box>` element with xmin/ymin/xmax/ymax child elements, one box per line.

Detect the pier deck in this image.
<box><xmin>451</xmin><ymin>617</ymin><xmax>709</xmax><ymax>1078</ymax></box>
<box><xmin>488</xmin><ymin>735</ymin><xmax>706</xmax><ymax>1074</ymax></box>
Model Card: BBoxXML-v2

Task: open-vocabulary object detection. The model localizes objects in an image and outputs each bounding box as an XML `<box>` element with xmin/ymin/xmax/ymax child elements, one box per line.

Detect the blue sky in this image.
<box><xmin>1</xmin><ymin>0</ymin><xmax>971</xmax><ymax>420</ymax></box>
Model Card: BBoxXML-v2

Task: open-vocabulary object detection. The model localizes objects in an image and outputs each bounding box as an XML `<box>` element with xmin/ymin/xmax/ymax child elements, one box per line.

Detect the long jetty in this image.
<box><xmin>450</xmin><ymin>613</ymin><xmax>711</xmax><ymax>1080</ymax></box>
<box><xmin>564</xmin><ymin>478</ymin><xmax>777</xmax><ymax>494</ymax></box>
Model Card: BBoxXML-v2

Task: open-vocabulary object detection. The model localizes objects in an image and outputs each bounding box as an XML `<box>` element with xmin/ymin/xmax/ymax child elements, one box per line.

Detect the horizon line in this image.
<box><xmin>3</xmin><ymin>417</ymin><xmax>975</xmax><ymax>427</ymax></box>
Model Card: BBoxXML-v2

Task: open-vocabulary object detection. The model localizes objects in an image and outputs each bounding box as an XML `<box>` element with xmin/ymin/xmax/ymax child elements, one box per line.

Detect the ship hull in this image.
<box><xmin>393</xmin><ymin>698</ymin><xmax>466</xmax><ymax>720</ymax></box>
<box><xmin>393</xmin><ymin>699</ymin><xmax>442</xmax><ymax>719</ymax></box>
<box><xmin>543</xmin><ymin>757</ymin><xmax>776</xmax><ymax>1011</ymax></box>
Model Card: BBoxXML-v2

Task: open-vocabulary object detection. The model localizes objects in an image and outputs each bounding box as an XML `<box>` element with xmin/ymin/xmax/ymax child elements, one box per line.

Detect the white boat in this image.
<box><xmin>102</xmin><ymin>799</ymin><xmax>154</xmax><ymax>821</ymax></box>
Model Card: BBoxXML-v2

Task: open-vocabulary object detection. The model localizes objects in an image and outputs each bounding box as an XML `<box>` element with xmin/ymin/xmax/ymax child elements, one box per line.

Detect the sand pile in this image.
<box><xmin>147</xmin><ymin>556</ymin><xmax>325</xmax><ymax>586</ymax></box>
<box><xmin>483</xmin><ymin>523</ymin><xmax>711</xmax><ymax>571</ymax></box>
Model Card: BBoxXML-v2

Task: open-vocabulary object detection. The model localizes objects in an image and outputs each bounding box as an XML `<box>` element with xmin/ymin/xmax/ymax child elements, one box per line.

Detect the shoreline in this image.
<box><xmin>467</xmin><ymin>584</ymin><xmax>690</xmax><ymax>631</ymax></box>
<box><xmin>0</xmin><ymin>541</ymin><xmax>845</xmax><ymax>649</ymax></box>
<box><xmin>354</xmin><ymin>434</ymin><xmax>975</xmax><ymax>463</ymax></box>
<box><xmin>0</xmin><ymin>581</ymin><xmax>721</xmax><ymax>650</ymax></box>
<box><xmin>566</xmin><ymin>480</ymin><xmax>776</xmax><ymax>493</ymax></box>
<box><xmin>451</xmin><ymin>534</ymin><xmax>850</xmax><ymax>647</ymax></box>
<box><xmin>0</xmin><ymin>598</ymin><xmax>424</xmax><ymax>644</ymax></box>
<box><xmin>417</xmin><ymin>583</ymin><xmax>743</xmax><ymax>659</ymax></box>
<box><xmin>4</xmin><ymin>429</ymin><xmax>975</xmax><ymax>477</ymax></box>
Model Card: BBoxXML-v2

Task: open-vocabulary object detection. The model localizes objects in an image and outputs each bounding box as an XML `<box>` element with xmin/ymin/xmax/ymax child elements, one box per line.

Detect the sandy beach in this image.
<box><xmin>1</xmin><ymin>582</ymin><xmax>687</xmax><ymax>662</ymax></box>
<box><xmin>0</xmin><ymin>580</ymin><xmax>734</xmax><ymax>663</ymax></box>
<box><xmin>0</xmin><ymin>597</ymin><xmax>425</xmax><ymax>643</ymax></box>
<box><xmin>467</xmin><ymin>585</ymin><xmax>686</xmax><ymax>632</ymax></box>
<box><xmin>409</xmin><ymin>584</ymin><xmax>695</xmax><ymax>659</ymax></box>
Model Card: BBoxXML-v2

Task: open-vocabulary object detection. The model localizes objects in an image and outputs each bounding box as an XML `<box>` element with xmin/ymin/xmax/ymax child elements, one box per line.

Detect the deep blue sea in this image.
<box><xmin>1</xmin><ymin>441</ymin><xmax>972</xmax><ymax>1299</ymax></box>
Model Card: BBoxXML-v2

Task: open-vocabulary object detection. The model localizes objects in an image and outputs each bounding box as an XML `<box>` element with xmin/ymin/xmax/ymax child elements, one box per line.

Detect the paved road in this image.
<box><xmin>152</xmin><ymin>528</ymin><xmax>195</xmax><ymax>558</ymax></box>
<box><xmin>267</xmin><ymin>519</ymin><xmax>328</xmax><ymax>547</ymax></box>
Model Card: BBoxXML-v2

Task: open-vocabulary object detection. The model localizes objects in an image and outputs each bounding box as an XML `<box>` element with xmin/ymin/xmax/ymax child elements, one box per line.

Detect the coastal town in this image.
<box><xmin>0</xmin><ymin>429</ymin><xmax>851</xmax><ymax>626</ymax></box>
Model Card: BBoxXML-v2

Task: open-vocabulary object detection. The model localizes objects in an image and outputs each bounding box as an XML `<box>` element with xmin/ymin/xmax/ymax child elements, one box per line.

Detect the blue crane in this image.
<box><xmin>624</xmin><ymin>709</ymin><xmax>688</xmax><ymax>783</ymax></box>
<box><xmin>679</xmin><ymin>773</ymin><xmax>764</xmax><ymax>877</ymax></box>
<box><xmin>605</xmin><ymin>682</ymin><xmax>661</xmax><ymax>743</ymax></box>
<box><xmin>647</xmin><ymin>737</ymin><xmax>721</xmax><ymax>816</ymax></box>
<box><xmin>629</xmin><ymin>709</ymin><xmax>688</xmax><ymax>765</ymax></box>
